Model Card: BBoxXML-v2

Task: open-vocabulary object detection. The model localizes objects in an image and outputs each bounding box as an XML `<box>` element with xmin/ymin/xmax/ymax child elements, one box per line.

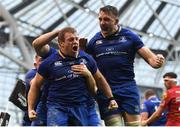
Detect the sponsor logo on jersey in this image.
<box><xmin>80</xmin><ymin>58</ymin><xmax>87</xmax><ymax>65</ymax></box>
<box><xmin>119</xmin><ymin>36</ymin><xmax>127</xmax><ymax>42</ymax></box>
<box><xmin>106</xmin><ymin>47</ymin><xmax>114</xmax><ymax>51</ymax></box>
<box><xmin>54</xmin><ymin>61</ymin><xmax>63</xmax><ymax>66</ymax></box>
<box><xmin>95</xmin><ymin>40</ymin><xmax>103</xmax><ymax>45</ymax></box>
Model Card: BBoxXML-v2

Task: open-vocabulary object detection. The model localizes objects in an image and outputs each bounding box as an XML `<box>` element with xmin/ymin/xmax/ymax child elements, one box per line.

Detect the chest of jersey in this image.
<box><xmin>93</xmin><ymin>37</ymin><xmax>136</xmax><ymax>70</ymax></box>
<box><xmin>94</xmin><ymin>37</ymin><xmax>134</xmax><ymax>57</ymax></box>
<box><xmin>49</xmin><ymin>57</ymin><xmax>88</xmax><ymax>82</ymax></box>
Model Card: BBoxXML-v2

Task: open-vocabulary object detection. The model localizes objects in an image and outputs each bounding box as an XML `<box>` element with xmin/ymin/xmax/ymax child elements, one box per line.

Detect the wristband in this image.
<box><xmin>108</xmin><ymin>97</ymin><xmax>115</xmax><ymax>102</ymax></box>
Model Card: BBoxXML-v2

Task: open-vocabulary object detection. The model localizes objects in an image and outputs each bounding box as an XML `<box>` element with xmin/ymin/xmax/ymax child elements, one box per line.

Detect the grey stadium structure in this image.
<box><xmin>0</xmin><ymin>0</ymin><xmax>179</xmax><ymax>126</ymax></box>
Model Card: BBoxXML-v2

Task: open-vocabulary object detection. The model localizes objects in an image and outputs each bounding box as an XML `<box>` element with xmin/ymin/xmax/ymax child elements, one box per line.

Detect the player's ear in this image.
<box><xmin>58</xmin><ymin>41</ymin><xmax>64</xmax><ymax>48</ymax></box>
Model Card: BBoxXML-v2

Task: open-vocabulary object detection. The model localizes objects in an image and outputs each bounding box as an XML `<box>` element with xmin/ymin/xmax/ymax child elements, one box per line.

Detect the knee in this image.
<box><xmin>104</xmin><ymin>114</ymin><xmax>123</xmax><ymax>126</ymax></box>
<box><xmin>125</xmin><ymin>121</ymin><xmax>140</xmax><ymax>126</ymax></box>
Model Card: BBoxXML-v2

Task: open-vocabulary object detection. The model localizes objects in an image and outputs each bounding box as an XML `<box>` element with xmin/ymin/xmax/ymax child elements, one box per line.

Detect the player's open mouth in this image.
<box><xmin>72</xmin><ymin>45</ymin><xmax>78</xmax><ymax>52</ymax></box>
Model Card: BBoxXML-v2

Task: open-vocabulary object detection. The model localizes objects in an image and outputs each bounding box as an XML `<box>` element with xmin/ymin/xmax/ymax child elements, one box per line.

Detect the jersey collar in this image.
<box><xmin>58</xmin><ymin>50</ymin><xmax>80</xmax><ymax>59</ymax></box>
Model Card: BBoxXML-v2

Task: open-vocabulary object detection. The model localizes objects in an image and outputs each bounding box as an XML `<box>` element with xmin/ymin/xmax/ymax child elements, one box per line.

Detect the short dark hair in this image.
<box><xmin>144</xmin><ymin>89</ymin><xmax>156</xmax><ymax>99</ymax></box>
<box><xmin>100</xmin><ymin>5</ymin><xmax>119</xmax><ymax>17</ymax></box>
<box><xmin>58</xmin><ymin>27</ymin><xmax>77</xmax><ymax>43</ymax></box>
<box><xmin>163</xmin><ymin>72</ymin><xmax>177</xmax><ymax>78</ymax></box>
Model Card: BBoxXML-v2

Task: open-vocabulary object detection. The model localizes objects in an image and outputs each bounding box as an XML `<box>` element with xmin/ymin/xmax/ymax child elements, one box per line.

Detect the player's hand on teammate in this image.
<box><xmin>28</xmin><ymin>110</ymin><xmax>37</xmax><ymax>121</ymax></box>
<box><xmin>79</xmin><ymin>38</ymin><xmax>87</xmax><ymax>51</ymax></box>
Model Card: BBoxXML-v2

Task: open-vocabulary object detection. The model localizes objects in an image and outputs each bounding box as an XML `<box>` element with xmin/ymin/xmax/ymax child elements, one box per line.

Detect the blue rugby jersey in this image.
<box><xmin>39</xmin><ymin>47</ymin><xmax>56</xmax><ymax>102</ymax></box>
<box><xmin>23</xmin><ymin>69</ymin><xmax>38</xmax><ymax>124</ymax></box>
<box><xmin>87</xmin><ymin>28</ymin><xmax>144</xmax><ymax>87</ymax></box>
<box><xmin>141</xmin><ymin>97</ymin><xmax>167</xmax><ymax>126</ymax></box>
<box><xmin>41</xmin><ymin>47</ymin><xmax>57</xmax><ymax>59</ymax></box>
<box><xmin>38</xmin><ymin>50</ymin><xmax>97</xmax><ymax>106</ymax></box>
<box><xmin>25</xmin><ymin>69</ymin><xmax>37</xmax><ymax>94</ymax></box>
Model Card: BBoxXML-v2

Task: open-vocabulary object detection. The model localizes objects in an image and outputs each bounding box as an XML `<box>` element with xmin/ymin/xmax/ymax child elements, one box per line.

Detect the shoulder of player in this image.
<box><xmin>143</xmin><ymin>100</ymin><xmax>150</xmax><ymax>105</ymax></box>
<box><xmin>41</xmin><ymin>51</ymin><xmax>60</xmax><ymax>64</ymax></box>
<box><xmin>120</xmin><ymin>27</ymin><xmax>141</xmax><ymax>40</ymax></box>
<box><xmin>79</xmin><ymin>50</ymin><xmax>91</xmax><ymax>58</ymax></box>
<box><xmin>78</xmin><ymin>50</ymin><xmax>94</xmax><ymax>62</ymax></box>
<box><xmin>25</xmin><ymin>69</ymin><xmax>37</xmax><ymax>77</ymax></box>
<box><xmin>168</xmin><ymin>86</ymin><xmax>180</xmax><ymax>94</ymax></box>
<box><xmin>89</xmin><ymin>32</ymin><xmax>102</xmax><ymax>43</ymax></box>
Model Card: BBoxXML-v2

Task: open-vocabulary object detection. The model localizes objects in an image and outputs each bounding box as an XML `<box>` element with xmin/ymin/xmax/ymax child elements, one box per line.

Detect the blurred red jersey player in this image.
<box><xmin>141</xmin><ymin>72</ymin><xmax>180</xmax><ymax>126</ymax></box>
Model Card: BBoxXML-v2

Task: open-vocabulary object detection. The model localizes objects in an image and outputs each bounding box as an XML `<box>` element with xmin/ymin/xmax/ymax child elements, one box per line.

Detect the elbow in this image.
<box><xmin>95</xmin><ymin>77</ymin><xmax>102</xmax><ymax>88</ymax></box>
<box><xmin>32</xmin><ymin>39</ymin><xmax>39</xmax><ymax>50</ymax></box>
<box><xmin>155</xmin><ymin>111</ymin><xmax>162</xmax><ymax>118</ymax></box>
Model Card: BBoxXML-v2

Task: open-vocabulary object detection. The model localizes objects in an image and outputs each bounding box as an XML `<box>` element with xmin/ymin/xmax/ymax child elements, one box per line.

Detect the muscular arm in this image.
<box><xmin>28</xmin><ymin>73</ymin><xmax>44</xmax><ymax>120</ymax></box>
<box><xmin>84</xmin><ymin>69</ymin><xmax>97</xmax><ymax>96</ymax></box>
<box><xmin>140</xmin><ymin>112</ymin><xmax>149</xmax><ymax>121</ymax></box>
<box><xmin>93</xmin><ymin>69</ymin><xmax>113</xmax><ymax>98</ymax></box>
<box><xmin>138</xmin><ymin>46</ymin><xmax>165</xmax><ymax>69</ymax></box>
<box><xmin>93</xmin><ymin>70</ymin><xmax>118</xmax><ymax>109</ymax></box>
<box><xmin>32</xmin><ymin>30</ymin><xmax>59</xmax><ymax>56</ymax></box>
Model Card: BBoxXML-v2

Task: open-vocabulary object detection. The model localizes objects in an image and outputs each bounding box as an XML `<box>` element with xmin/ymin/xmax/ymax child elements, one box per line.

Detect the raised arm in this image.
<box><xmin>28</xmin><ymin>73</ymin><xmax>44</xmax><ymax>121</ymax></box>
<box><xmin>138</xmin><ymin>46</ymin><xmax>165</xmax><ymax>69</ymax></box>
<box><xmin>32</xmin><ymin>30</ymin><xmax>59</xmax><ymax>56</ymax></box>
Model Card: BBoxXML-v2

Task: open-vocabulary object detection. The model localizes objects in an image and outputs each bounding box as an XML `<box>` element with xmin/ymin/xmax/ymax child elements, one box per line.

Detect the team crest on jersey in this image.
<box><xmin>80</xmin><ymin>58</ymin><xmax>87</xmax><ymax>65</ymax></box>
<box><xmin>54</xmin><ymin>61</ymin><xmax>63</xmax><ymax>66</ymax></box>
<box><xmin>95</xmin><ymin>40</ymin><xmax>103</xmax><ymax>45</ymax></box>
<box><xmin>119</xmin><ymin>36</ymin><xmax>127</xmax><ymax>42</ymax></box>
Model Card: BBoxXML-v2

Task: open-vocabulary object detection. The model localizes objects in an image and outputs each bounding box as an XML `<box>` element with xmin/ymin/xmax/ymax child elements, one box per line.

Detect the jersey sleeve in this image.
<box><xmin>25</xmin><ymin>70</ymin><xmax>36</xmax><ymax>85</ymax></box>
<box><xmin>141</xmin><ymin>101</ymin><xmax>148</xmax><ymax>113</ymax></box>
<box><xmin>86</xmin><ymin>55</ymin><xmax>98</xmax><ymax>75</ymax></box>
<box><xmin>132</xmin><ymin>32</ymin><xmax>144</xmax><ymax>51</ymax></box>
<box><xmin>86</xmin><ymin>38</ymin><xmax>95</xmax><ymax>55</ymax></box>
<box><xmin>37</xmin><ymin>60</ymin><xmax>50</xmax><ymax>79</ymax></box>
<box><xmin>86</xmin><ymin>32</ymin><xmax>101</xmax><ymax>55</ymax></box>
<box><xmin>42</xmin><ymin>47</ymin><xmax>56</xmax><ymax>59</ymax></box>
<box><xmin>126</xmin><ymin>29</ymin><xmax>144</xmax><ymax>51</ymax></box>
<box><xmin>25</xmin><ymin>70</ymin><xmax>36</xmax><ymax>95</ymax></box>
